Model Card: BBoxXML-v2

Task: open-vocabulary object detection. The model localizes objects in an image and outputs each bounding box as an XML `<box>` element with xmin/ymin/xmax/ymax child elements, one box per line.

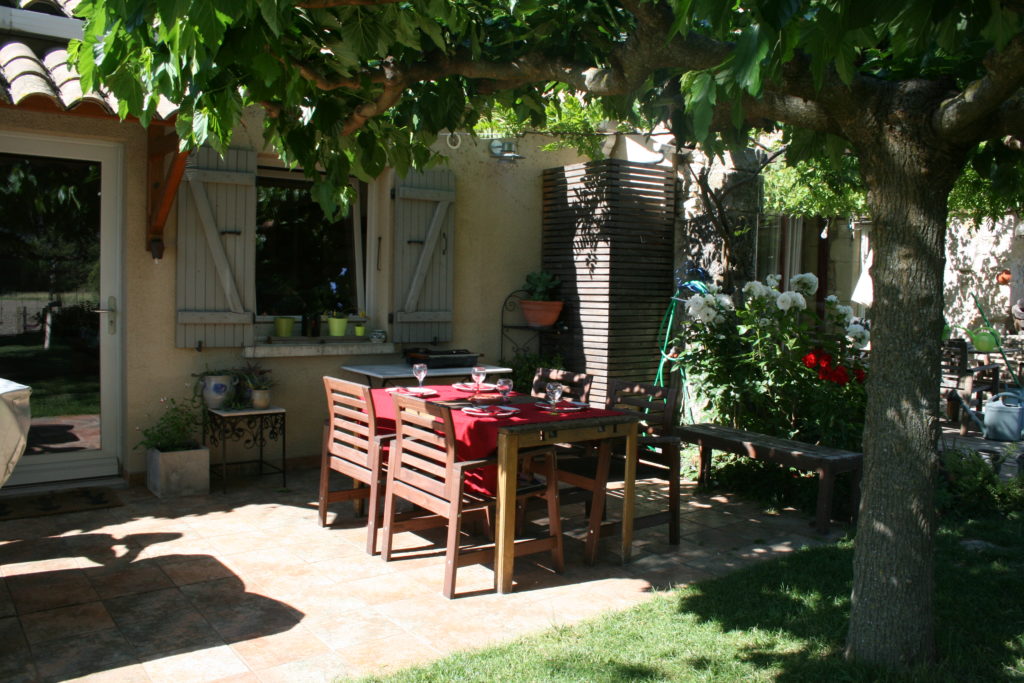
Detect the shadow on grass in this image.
<box><xmin>675</xmin><ymin>518</ymin><xmax>1024</xmax><ymax>681</ymax></box>
<box><xmin>0</xmin><ymin>331</ymin><xmax>99</xmax><ymax>416</ymax></box>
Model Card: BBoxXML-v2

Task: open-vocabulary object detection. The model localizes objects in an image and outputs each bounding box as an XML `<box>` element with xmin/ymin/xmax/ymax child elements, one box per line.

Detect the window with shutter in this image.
<box><xmin>175</xmin><ymin>147</ymin><xmax>256</xmax><ymax>349</ymax></box>
<box><xmin>391</xmin><ymin>169</ymin><xmax>455</xmax><ymax>343</ymax></box>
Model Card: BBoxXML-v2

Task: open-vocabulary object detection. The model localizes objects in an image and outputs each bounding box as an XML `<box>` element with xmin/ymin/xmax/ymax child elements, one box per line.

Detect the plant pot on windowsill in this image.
<box><xmin>520</xmin><ymin>300</ymin><xmax>564</xmax><ymax>328</ymax></box>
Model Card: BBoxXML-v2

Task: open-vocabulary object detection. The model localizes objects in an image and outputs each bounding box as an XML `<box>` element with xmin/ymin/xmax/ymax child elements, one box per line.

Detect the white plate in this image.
<box><xmin>385</xmin><ymin>387</ymin><xmax>438</xmax><ymax>397</ymax></box>
<box><xmin>453</xmin><ymin>382</ymin><xmax>498</xmax><ymax>392</ymax></box>
<box><xmin>461</xmin><ymin>406</ymin><xmax>520</xmax><ymax>417</ymax></box>
<box><xmin>534</xmin><ymin>401</ymin><xmax>587</xmax><ymax>412</ymax></box>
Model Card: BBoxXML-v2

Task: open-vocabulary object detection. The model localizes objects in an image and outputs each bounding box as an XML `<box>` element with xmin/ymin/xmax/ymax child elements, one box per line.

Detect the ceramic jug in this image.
<box><xmin>201</xmin><ymin>374</ymin><xmax>236</xmax><ymax>410</ymax></box>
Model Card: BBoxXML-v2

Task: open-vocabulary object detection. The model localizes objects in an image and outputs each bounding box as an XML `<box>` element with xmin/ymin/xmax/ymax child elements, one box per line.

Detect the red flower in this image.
<box><xmin>829</xmin><ymin>366</ymin><xmax>850</xmax><ymax>386</ymax></box>
<box><xmin>802</xmin><ymin>351</ymin><xmax>818</xmax><ymax>368</ymax></box>
<box><xmin>853</xmin><ymin>368</ymin><xmax>866</xmax><ymax>383</ymax></box>
<box><xmin>818</xmin><ymin>353</ymin><xmax>834</xmax><ymax>370</ymax></box>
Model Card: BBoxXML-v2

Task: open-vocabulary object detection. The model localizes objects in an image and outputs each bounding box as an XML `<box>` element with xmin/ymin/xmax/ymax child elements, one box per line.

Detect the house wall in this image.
<box><xmin>943</xmin><ymin>216</ymin><xmax>1024</xmax><ymax>335</ymax></box>
<box><xmin>0</xmin><ymin>106</ymin><xmax>586</xmax><ymax>478</ymax></box>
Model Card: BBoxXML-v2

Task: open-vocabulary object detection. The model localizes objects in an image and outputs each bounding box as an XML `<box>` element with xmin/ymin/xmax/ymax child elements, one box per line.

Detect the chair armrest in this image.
<box><xmin>453</xmin><ymin>456</ymin><xmax>498</xmax><ymax>473</ymax></box>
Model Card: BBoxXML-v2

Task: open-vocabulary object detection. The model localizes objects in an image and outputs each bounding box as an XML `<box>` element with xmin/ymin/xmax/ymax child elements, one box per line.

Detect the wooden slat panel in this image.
<box><xmin>540</xmin><ymin>159</ymin><xmax>675</xmax><ymax>407</ymax></box>
<box><xmin>175</xmin><ymin>146</ymin><xmax>256</xmax><ymax>348</ymax></box>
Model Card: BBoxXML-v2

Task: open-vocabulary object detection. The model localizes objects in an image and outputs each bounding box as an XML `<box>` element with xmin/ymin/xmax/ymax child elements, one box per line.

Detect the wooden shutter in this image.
<box><xmin>392</xmin><ymin>169</ymin><xmax>455</xmax><ymax>343</ymax></box>
<box><xmin>175</xmin><ymin>147</ymin><xmax>256</xmax><ymax>348</ymax></box>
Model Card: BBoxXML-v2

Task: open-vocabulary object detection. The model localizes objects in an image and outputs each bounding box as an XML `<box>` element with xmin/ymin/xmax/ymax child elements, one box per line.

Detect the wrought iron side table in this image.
<box><xmin>204</xmin><ymin>407</ymin><xmax>286</xmax><ymax>493</ymax></box>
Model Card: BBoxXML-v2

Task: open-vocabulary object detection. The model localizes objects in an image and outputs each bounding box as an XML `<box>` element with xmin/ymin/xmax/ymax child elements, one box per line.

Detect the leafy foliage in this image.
<box><xmin>136</xmin><ymin>397</ymin><xmax>202</xmax><ymax>451</ymax></box>
<box><xmin>674</xmin><ymin>274</ymin><xmax>868</xmax><ymax>451</ymax></box>
<box><xmin>936</xmin><ymin>448</ymin><xmax>1024</xmax><ymax>518</ymax></box>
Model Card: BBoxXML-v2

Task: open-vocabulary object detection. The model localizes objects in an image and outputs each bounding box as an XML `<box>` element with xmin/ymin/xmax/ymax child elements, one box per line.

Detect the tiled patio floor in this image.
<box><xmin>0</xmin><ymin>468</ymin><xmax>845</xmax><ymax>682</ymax></box>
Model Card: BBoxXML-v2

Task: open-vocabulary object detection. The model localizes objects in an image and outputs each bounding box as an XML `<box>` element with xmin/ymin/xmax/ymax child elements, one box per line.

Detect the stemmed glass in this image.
<box><xmin>412</xmin><ymin>363</ymin><xmax>428</xmax><ymax>389</ymax></box>
<box><xmin>545</xmin><ymin>382</ymin><xmax>564</xmax><ymax>407</ymax></box>
<box><xmin>496</xmin><ymin>378</ymin><xmax>513</xmax><ymax>402</ymax></box>
<box><xmin>471</xmin><ymin>365</ymin><xmax>487</xmax><ymax>394</ymax></box>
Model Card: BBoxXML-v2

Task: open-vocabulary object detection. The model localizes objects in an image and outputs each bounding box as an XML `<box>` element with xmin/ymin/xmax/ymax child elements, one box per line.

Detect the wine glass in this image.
<box><xmin>496</xmin><ymin>378</ymin><xmax>513</xmax><ymax>402</ymax></box>
<box><xmin>471</xmin><ymin>365</ymin><xmax>487</xmax><ymax>394</ymax></box>
<box><xmin>412</xmin><ymin>363</ymin><xmax>428</xmax><ymax>389</ymax></box>
<box><xmin>545</xmin><ymin>382</ymin><xmax>564</xmax><ymax>406</ymax></box>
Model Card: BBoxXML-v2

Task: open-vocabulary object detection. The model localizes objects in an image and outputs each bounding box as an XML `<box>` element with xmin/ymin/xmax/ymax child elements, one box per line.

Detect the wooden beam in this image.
<box><xmin>147</xmin><ymin>127</ymin><xmax>188</xmax><ymax>259</ymax></box>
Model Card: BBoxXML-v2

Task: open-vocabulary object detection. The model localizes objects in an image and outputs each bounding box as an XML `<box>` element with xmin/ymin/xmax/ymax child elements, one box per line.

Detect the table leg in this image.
<box><xmin>221</xmin><ymin>430</ymin><xmax>228</xmax><ymax>494</ymax></box>
<box><xmin>495</xmin><ymin>431</ymin><xmax>519</xmax><ymax>594</ymax></box>
<box><xmin>280</xmin><ymin>416</ymin><xmax>287</xmax><ymax>488</ymax></box>
<box><xmin>621</xmin><ymin>424</ymin><xmax>637</xmax><ymax>563</ymax></box>
<box><xmin>815</xmin><ymin>466</ymin><xmax>835</xmax><ymax>534</ymax></box>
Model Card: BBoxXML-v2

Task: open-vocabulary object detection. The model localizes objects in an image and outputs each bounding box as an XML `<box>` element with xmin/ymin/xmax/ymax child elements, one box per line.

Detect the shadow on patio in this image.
<box><xmin>0</xmin><ymin>467</ymin><xmax>844</xmax><ymax>681</ymax></box>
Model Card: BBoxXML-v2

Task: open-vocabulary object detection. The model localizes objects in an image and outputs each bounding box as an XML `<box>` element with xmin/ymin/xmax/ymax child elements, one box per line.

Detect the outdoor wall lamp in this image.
<box><xmin>489</xmin><ymin>138</ymin><xmax>524</xmax><ymax>161</ymax></box>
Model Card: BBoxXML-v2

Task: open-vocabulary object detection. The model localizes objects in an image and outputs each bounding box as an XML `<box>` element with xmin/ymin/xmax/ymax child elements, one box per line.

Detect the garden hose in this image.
<box><xmin>972</xmin><ymin>294</ymin><xmax>1023</xmax><ymax>388</ymax></box>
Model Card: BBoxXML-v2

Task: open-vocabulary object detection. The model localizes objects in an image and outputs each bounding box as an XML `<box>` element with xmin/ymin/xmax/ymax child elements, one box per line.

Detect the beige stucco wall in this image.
<box><xmin>944</xmin><ymin>217</ymin><xmax>1023</xmax><ymax>335</ymax></box>
<box><xmin>0</xmin><ymin>106</ymin><xmax>588</xmax><ymax>478</ymax></box>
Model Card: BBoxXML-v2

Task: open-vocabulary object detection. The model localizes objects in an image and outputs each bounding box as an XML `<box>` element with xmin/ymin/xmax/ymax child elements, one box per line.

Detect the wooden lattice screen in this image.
<box><xmin>540</xmin><ymin>159</ymin><xmax>676</xmax><ymax>407</ymax></box>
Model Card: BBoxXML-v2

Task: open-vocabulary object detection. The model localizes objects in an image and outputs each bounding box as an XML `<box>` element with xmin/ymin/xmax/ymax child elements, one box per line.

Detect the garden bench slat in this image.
<box><xmin>676</xmin><ymin>423</ymin><xmax>862</xmax><ymax>534</ymax></box>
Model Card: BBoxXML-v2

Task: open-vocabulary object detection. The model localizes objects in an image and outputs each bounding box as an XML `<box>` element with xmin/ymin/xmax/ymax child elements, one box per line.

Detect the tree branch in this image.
<box><xmin>934</xmin><ymin>32</ymin><xmax>1024</xmax><ymax>138</ymax></box>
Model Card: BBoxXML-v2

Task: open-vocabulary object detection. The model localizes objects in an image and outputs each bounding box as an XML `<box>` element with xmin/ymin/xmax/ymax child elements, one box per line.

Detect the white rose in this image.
<box><xmin>825</xmin><ymin>294</ymin><xmax>838</xmax><ymax>304</ymax></box>
<box><xmin>789</xmin><ymin>272</ymin><xmax>819</xmax><ymax>296</ymax></box>
<box><xmin>776</xmin><ymin>291</ymin><xmax>807</xmax><ymax>312</ymax></box>
<box><xmin>846</xmin><ymin>323</ymin><xmax>870</xmax><ymax>348</ymax></box>
<box><xmin>765</xmin><ymin>273</ymin><xmax>782</xmax><ymax>288</ymax></box>
<box><xmin>743</xmin><ymin>280</ymin><xmax>770</xmax><ymax>299</ymax></box>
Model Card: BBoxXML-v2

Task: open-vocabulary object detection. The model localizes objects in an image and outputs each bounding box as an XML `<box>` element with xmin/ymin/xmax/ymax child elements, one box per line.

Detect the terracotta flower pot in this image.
<box><xmin>997</xmin><ymin>269</ymin><xmax>1012</xmax><ymax>285</ymax></box>
<box><xmin>520</xmin><ymin>300</ymin><xmax>563</xmax><ymax>328</ymax></box>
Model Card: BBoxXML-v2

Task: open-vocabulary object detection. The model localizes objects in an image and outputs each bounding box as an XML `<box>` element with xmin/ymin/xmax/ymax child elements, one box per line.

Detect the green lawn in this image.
<box><xmin>353</xmin><ymin>516</ymin><xmax>1024</xmax><ymax>682</ymax></box>
<box><xmin>0</xmin><ymin>332</ymin><xmax>99</xmax><ymax>416</ymax></box>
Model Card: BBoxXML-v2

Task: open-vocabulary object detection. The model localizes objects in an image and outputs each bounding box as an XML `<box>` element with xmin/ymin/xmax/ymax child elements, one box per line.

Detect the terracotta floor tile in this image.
<box><xmin>30</xmin><ymin>627</ymin><xmax>138</xmax><ymax>683</ymax></box>
<box><xmin>0</xmin><ymin>577</ymin><xmax>13</xmax><ymax>618</ymax></box>
<box><xmin>228</xmin><ymin>623</ymin><xmax>330</xmax><ymax>671</ymax></box>
<box><xmin>86</xmin><ymin>561</ymin><xmax>175</xmax><ymax>599</ymax></box>
<box><xmin>252</xmin><ymin>651</ymin><xmax>351</xmax><ymax>683</ymax></box>
<box><xmin>0</xmin><ymin>615</ymin><xmax>36</xmax><ymax>682</ymax></box>
<box><xmin>4</xmin><ymin>468</ymin><xmax>845</xmax><ymax>682</ymax></box>
<box><xmin>20</xmin><ymin>600</ymin><xmax>115</xmax><ymax>644</ymax></box>
<box><xmin>140</xmin><ymin>643</ymin><xmax>250</xmax><ymax>683</ymax></box>
<box><xmin>7</xmin><ymin>568</ymin><xmax>100</xmax><ymax>614</ymax></box>
<box><xmin>62</xmin><ymin>662</ymin><xmax>152</xmax><ymax>682</ymax></box>
<box><xmin>183</xmin><ymin>578</ymin><xmax>304</xmax><ymax>642</ymax></box>
<box><xmin>161</xmin><ymin>555</ymin><xmax>237</xmax><ymax>586</ymax></box>
<box><xmin>336</xmin><ymin>632</ymin><xmax>443</xmax><ymax>678</ymax></box>
<box><xmin>105</xmin><ymin>587</ymin><xmax>222</xmax><ymax>657</ymax></box>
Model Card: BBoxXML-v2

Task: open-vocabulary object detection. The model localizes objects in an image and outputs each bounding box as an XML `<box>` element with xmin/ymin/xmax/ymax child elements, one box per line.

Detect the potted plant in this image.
<box><xmin>327</xmin><ymin>303</ymin><xmax>349</xmax><ymax>336</ymax></box>
<box><xmin>520</xmin><ymin>271</ymin><xmax>563</xmax><ymax>328</ymax></box>
<box><xmin>238</xmin><ymin>362</ymin><xmax>275</xmax><ymax>409</ymax></box>
<box><xmin>138</xmin><ymin>397</ymin><xmax>209</xmax><ymax>497</ymax></box>
<box><xmin>349</xmin><ymin>311</ymin><xmax>368</xmax><ymax>336</ymax></box>
<box><xmin>192</xmin><ymin>368</ymin><xmax>239</xmax><ymax>410</ymax></box>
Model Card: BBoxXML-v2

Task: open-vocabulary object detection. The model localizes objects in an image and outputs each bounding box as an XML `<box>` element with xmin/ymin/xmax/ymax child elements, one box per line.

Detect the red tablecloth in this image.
<box><xmin>371</xmin><ymin>385</ymin><xmax>621</xmax><ymax>496</ymax></box>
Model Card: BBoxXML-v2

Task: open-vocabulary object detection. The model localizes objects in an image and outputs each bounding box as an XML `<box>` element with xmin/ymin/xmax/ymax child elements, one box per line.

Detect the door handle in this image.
<box><xmin>92</xmin><ymin>296</ymin><xmax>117</xmax><ymax>335</ymax></box>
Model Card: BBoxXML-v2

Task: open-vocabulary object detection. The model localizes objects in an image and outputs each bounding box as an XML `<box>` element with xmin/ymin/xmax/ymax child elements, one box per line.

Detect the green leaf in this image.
<box><xmin>259</xmin><ymin>0</ymin><xmax>280</xmax><ymax>37</ymax></box>
<box><xmin>730</xmin><ymin>24</ymin><xmax>771</xmax><ymax>95</ymax></box>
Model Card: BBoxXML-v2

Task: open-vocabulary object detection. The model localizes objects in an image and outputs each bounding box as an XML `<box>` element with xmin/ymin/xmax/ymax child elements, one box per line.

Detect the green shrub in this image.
<box><xmin>136</xmin><ymin>397</ymin><xmax>202</xmax><ymax>451</ymax></box>
<box><xmin>936</xmin><ymin>448</ymin><xmax>1024</xmax><ymax>518</ymax></box>
<box><xmin>673</xmin><ymin>273</ymin><xmax>868</xmax><ymax>451</ymax></box>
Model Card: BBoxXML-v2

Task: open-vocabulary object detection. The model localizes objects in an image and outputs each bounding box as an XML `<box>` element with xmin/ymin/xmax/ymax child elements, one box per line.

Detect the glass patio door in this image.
<box><xmin>0</xmin><ymin>133</ymin><xmax>123</xmax><ymax>487</ymax></box>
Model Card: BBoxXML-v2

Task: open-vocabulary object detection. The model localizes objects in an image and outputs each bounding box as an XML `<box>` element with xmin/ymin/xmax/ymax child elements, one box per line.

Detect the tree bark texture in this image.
<box><xmin>843</xmin><ymin>83</ymin><xmax>967</xmax><ymax>666</ymax></box>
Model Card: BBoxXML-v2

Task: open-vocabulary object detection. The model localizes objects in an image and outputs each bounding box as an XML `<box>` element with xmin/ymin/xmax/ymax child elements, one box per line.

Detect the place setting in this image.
<box><xmin>535</xmin><ymin>382</ymin><xmax>589</xmax><ymax>414</ymax></box>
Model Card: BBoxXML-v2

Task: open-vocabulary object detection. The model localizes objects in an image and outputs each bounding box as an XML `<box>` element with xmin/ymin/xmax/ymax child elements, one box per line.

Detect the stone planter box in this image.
<box><xmin>147</xmin><ymin>446</ymin><xmax>210</xmax><ymax>498</ymax></box>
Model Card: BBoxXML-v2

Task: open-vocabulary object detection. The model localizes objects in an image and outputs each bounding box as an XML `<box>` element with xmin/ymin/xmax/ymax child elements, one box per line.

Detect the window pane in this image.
<box><xmin>255</xmin><ymin>177</ymin><xmax>360</xmax><ymax>317</ymax></box>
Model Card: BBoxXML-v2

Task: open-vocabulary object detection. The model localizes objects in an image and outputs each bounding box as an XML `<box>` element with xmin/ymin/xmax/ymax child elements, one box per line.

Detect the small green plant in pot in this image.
<box><xmin>138</xmin><ymin>397</ymin><xmax>209</xmax><ymax>498</ymax></box>
<box><xmin>520</xmin><ymin>271</ymin><xmax>563</xmax><ymax>328</ymax></box>
<box><xmin>237</xmin><ymin>362</ymin><xmax>275</xmax><ymax>409</ymax></box>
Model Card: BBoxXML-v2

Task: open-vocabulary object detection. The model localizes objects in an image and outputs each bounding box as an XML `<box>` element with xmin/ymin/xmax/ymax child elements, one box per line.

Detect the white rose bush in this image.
<box><xmin>673</xmin><ymin>273</ymin><xmax>868</xmax><ymax>451</ymax></box>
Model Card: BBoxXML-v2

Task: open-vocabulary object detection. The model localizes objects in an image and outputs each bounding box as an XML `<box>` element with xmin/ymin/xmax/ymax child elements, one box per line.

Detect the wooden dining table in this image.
<box><xmin>370</xmin><ymin>384</ymin><xmax>641</xmax><ymax>593</ymax></box>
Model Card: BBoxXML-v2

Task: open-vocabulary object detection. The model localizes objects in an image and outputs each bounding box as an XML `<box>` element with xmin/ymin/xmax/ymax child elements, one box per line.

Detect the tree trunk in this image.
<box><xmin>844</xmin><ymin>117</ymin><xmax>963</xmax><ymax>665</ymax></box>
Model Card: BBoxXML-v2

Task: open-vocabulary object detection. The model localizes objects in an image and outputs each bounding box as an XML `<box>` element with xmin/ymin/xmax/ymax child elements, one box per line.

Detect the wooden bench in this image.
<box><xmin>676</xmin><ymin>423</ymin><xmax>863</xmax><ymax>534</ymax></box>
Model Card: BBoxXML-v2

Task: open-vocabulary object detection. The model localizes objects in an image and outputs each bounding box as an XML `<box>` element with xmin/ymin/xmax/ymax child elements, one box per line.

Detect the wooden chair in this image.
<box><xmin>941</xmin><ymin>339</ymin><xmax>1001</xmax><ymax>435</ymax></box>
<box><xmin>381</xmin><ymin>393</ymin><xmax>564</xmax><ymax>599</ymax></box>
<box><xmin>318</xmin><ymin>376</ymin><xmax>393</xmax><ymax>555</ymax></box>
<box><xmin>530</xmin><ymin>367</ymin><xmax>594</xmax><ymax>403</ymax></box>
<box><xmin>556</xmin><ymin>378</ymin><xmax>682</xmax><ymax>562</ymax></box>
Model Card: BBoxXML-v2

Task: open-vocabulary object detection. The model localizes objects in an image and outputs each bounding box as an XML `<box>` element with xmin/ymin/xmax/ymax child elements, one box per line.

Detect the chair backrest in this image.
<box><xmin>389</xmin><ymin>393</ymin><xmax>459</xmax><ymax>515</ymax></box>
<box><xmin>604</xmin><ymin>378</ymin><xmax>680</xmax><ymax>437</ymax></box>
<box><xmin>323</xmin><ymin>376</ymin><xmax>380</xmax><ymax>470</ymax></box>
<box><xmin>531</xmin><ymin>367</ymin><xmax>594</xmax><ymax>403</ymax></box>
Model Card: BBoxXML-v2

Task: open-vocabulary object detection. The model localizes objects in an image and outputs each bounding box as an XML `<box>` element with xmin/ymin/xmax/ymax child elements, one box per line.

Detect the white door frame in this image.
<box><xmin>2</xmin><ymin>131</ymin><xmax>124</xmax><ymax>486</ymax></box>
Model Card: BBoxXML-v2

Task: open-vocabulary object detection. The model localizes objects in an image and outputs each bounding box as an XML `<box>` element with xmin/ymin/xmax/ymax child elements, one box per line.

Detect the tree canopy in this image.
<box><xmin>72</xmin><ymin>0</ymin><xmax>1024</xmax><ymax>670</ymax></box>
